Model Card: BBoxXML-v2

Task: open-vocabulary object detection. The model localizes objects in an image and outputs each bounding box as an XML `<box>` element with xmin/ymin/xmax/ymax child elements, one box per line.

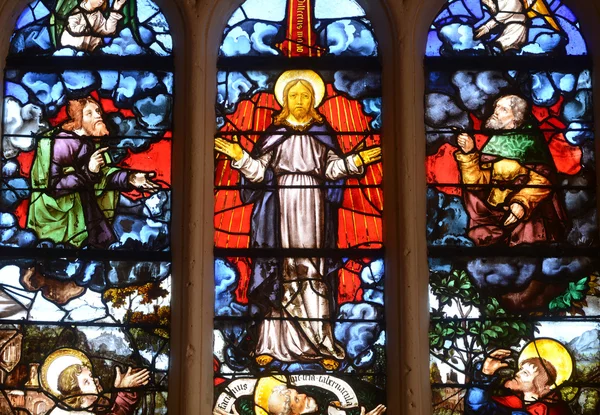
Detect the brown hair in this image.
<box><xmin>62</xmin><ymin>97</ymin><xmax>103</xmax><ymax>132</ymax></box>
<box><xmin>522</xmin><ymin>357</ymin><xmax>558</xmax><ymax>394</ymax></box>
<box><xmin>82</xmin><ymin>0</ymin><xmax>108</xmax><ymax>12</ymax></box>
<box><xmin>57</xmin><ymin>364</ymin><xmax>86</xmax><ymax>409</ymax></box>
<box><xmin>273</xmin><ymin>79</ymin><xmax>323</xmax><ymax>125</ymax></box>
<box><xmin>495</xmin><ymin>95</ymin><xmax>529</xmax><ymax>128</ymax></box>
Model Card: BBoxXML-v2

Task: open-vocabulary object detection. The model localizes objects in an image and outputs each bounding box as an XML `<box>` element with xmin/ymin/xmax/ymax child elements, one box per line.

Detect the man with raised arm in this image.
<box><xmin>28</xmin><ymin>96</ymin><xmax>159</xmax><ymax>248</ymax></box>
<box><xmin>214</xmin><ymin>70</ymin><xmax>381</xmax><ymax>370</ymax></box>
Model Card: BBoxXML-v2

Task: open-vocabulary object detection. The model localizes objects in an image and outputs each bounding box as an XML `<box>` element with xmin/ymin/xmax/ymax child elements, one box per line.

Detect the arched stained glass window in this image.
<box><xmin>213</xmin><ymin>1</ymin><xmax>386</xmax><ymax>414</ymax></box>
<box><xmin>0</xmin><ymin>1</ymin><xmax>173</xmax><ymax>413</ymax></box>
<box><xmin>425</xmin><ymin>1</ymin><xmax>599</xmax><ymax>414</ymax></box>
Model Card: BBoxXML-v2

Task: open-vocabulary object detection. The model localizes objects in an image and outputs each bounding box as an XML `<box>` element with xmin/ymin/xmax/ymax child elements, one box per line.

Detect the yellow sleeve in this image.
<box><xmin>454</xmin><ymin>151</ymin><xmax>491</xmax><ymax>185</ymax></box>
<box><xmin>509</xmin><ymin>169</ymin><xmax>552</xmax><ymax>220</ymax></box>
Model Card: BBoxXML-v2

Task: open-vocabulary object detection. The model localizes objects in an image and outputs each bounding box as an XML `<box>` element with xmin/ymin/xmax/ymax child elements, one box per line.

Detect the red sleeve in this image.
<box><xmin>108</xmin><ymin>391</ymin><xmax>139</xmax><ymax>415</ymax></box>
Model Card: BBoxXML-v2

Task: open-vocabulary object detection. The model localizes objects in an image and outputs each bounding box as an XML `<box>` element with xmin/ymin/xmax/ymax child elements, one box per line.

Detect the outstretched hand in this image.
<box><xmin>215</xmin><ymin>136</ymin><xmax>244</xmax><ymax>162</ymax></box>
<box><xmin>114</xmin><ymin>366</ymin><xmax>150</xmax><ymax>389</ymax></box>
<box><xmin>482</xmin><ymin>349</ymin><xmax>512</xmax><ymax>376</ymax></box>
<box><xmin>362</xmin><ymin>404</ymin><xmax>387</xmax><ymax>415</ymax></box>
<box><xmin>128</xmin><ymin>171</ymin><xmax>161</xmax><ymax>193</ymax></box>
<box><xmin>503</xmin><ymin>203</ymin><xmax>525</xmax><ymax>226</ymax></box>
<box><xmin>354</xmin><ymin>146</ymin><xmax>382</xmax><ymax>167</ymax></box>
<box><xmin>113</xmin><ymin>0</ymin><xmax>128</xmax><ymax>11</ymax></box>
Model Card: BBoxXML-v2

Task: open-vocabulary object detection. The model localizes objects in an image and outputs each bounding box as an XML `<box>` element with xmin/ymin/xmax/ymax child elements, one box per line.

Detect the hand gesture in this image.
<box><xmin>503</xmin><ymin>203</ymin><xmax>525</xmax><ymax>226</ymax></box>
<box><xmin>474</xmin><ymin>24</ymin><xmax>490</xmax><ymax>39</ymax></box>
<box><xmin>128</xmin><ymin>172</ymin><xmax>161</xmax><ymax>193</ymax></box>
<box><xmin>88</xmin><ymin>147</ymin><xmax>109</xmax><ymax>173</ymax></box>
<box><xmin>457</xmin><ymin>133</ymin><xmax>475</xmax><ymax>153</ymax></box>
<box><xmin>354</xmin><ymin>146</ymin><xmax>382</xmax><ymax>167</ymax></box>
<box><xmin>362</xmin><ymin>404</ymin><xmax>387</xmax><ymax>415</ymax></box>
<box><xmin>114</xmin><ymin>366</ymin><xmax>150</xmax><ymax>389</ymax></box>
<box><xmin>113</xmin><ymin>0</ymin><xmax>128</xmax><ymax>11</ymax></box>
<box><xmin>482</xmin><ymin>349</ymin><xmax>511</xmax><ymax>376</ymax></box>
<box><xmin>215</xmin><ymin>136</ymin><xmax>244</xmax><ymax>162</ymax></box>
<box><xmin>213</xmin><ymin>407</ymin><xmax>240</xmax><ymax>415</ymax></box>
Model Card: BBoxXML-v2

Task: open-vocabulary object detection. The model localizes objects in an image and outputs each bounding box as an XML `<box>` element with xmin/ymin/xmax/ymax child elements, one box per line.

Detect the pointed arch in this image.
<box><xmin>0</xmin><ymin>1</ymin><xmax>179</xmax><ymax>413</ymax></box>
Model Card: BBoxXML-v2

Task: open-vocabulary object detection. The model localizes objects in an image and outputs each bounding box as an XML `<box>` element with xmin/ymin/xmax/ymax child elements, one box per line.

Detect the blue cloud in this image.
<box><xmin>452</xmin><ymin>71</ymin><xmax>508</xmax><ymax>114</ymax></box>
<box><xmin>563</xmin><ymin>91</ymin><xmax>592</xmax><ymax>123</ymax></box>
<box><xmin>134</xmin><ymin>94</ymin><xmax>172</xmax><ymax>129</ymax></box>
<box><xmin>61</xmin><ymin>71</ymin><xmax>98</xmax><ymax>93</ymax></box>
<box><xmin>102</xmin><ymin>28</ymin><xmax>144</xmax><ymax>56</ymax></box>
<box><xmin>333</xmin><ymin>71</ymin><xmax>380</xmax><ymax>99</ymax></box>
<box><xmin>531</xmin><ymin>72</ymin><xmax>560</xmax><ymax>106</ymax></box>
<box><xmin>21</xmin><ymin>72</ymin><xmax>65</xmax><ymax>112</ymax></box>
<box><xmin>467</xmin><ymin>258</ymin><xmax>537</xmax><ymax>291</ymax></box>
<box><xmin>360</xmin><ymin>259</ymin><xmax>384</xmax><ymax>285</ymax></box>
<box><xmin>0</xmin><ymin>213</ymin><xmax>36</xmax><ymax>248</ymax></box>
<box><xmin>552</xmin><ymin>73</ymin><xmax>576</xmax><ymax>93</ymax></box>
<box><xmin>250</xmin><ymin>23</ymin><xmax>279</xmax><ymax>55</ymax></box>
<box><xmin>363</xmin><ymin>98</ymin><xmax>381</xmax><ymax>130</ymax></box>
<box><xmin>565</xmin><ymin>122</ymin><xmax>594</xmax><ymax>145</ymax></box>
<box><xmin>99</xmin><ymin>71</ymin><xmax>119</xmax><ymax>93</ymax></box>
<box><xmin>11</xmin><ymin>26</ymin><xmax>52</xmax><ymax>54</ymax></box>
<box><xmin>335</xmin><ymin>303</ymin><xmax>383</xmax><ymax>367</ymax></box>
<box><xmin>324</xmin><ymin>20</ymin><xmax>377</xmax><ymax>56</ymax></box>
<box><xmin>541</xmin><ymin>257</ymin><xmax>593</xmax><ymax>279</ymax></box>
<box><xmin>578</xmin><ymin>70</ymin><xmax>592</xmax><ymax>90</ymax></box>
<box><xmin>2</xmin><ymin>161</ymin><xmax>20</xmax><ymax>178</ymax></box>
<box><xmin>427</xmin><ymin>188</ymin><xmax>472</xmax><ymax>247</ymax></box>
<box><xmin>214</xmin><ymin>258</ymin><xmax>248</xmax><ymax>317</ymax></box>
<box><xmin>439</xmin><ymin>24</ymin><xmax>484</xmax><ymax>54</ymax></box>
<box><xmin>5</xmin><ymin>82</ymin><xmax>29</xmax><ymax>104</ymax></box>
<box><xmin>221</xmin><ymin>26</ymin><xmax>252</xmax><ymax>56</ymax></box>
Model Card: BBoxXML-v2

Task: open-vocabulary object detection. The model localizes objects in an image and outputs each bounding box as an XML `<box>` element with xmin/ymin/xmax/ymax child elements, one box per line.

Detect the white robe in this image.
<box><xmin>61</xmin><ymin>8</ymin><xmax>123</xmax><ymax>52</ymax></box>
<box><xmin>482</xmin><ymin>0</ymin><xmax>528</xmax><ymax>51</ymax></box>
<box><xmin>232</xmin><ymin>130</ymin><xmax>362</xmax><ymax>362</ymax></box>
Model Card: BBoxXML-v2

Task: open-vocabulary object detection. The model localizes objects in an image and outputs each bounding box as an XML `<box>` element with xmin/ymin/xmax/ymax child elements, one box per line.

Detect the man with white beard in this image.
<box><xmin>28</xmin><ymin>97</ymin><xmax>160</xmax><ymax>248</ymax></box>
<box><xmin>454</xmin><ymin>95</ymin><xmax>566</xmax><ymax>246</ymax></box>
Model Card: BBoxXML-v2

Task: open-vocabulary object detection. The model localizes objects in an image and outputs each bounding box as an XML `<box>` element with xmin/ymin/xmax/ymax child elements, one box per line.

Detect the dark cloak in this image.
<box><xmin>240</xmin><ymin>121</ymin><xmax>346</xmax><ymax>314</ymax></box>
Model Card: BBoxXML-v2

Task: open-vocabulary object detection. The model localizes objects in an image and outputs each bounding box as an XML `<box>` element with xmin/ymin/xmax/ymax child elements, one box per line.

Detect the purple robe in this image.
<box><xmin>48</xmin><ymin>132</ymin><xmax>130</xmax><ymax>248</ymax></box>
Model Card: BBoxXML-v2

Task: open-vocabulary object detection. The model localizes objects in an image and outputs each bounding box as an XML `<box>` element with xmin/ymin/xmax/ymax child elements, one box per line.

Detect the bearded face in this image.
<box><xmin>286</xmin><ymin>82</ymin><xmax>313</xmax><ymax>122</ymax></box>
<box><xmin>484</xmin><ymin>96</ymin><xmax>525</xmax><ymax>131</ymax></box>
<box><xmin>81</xmin><ymin>103</ymin><xmax>109</xmax><ymax>137</ymax></box>
<box><xmin>269</xmin><ymin>388</ymin><xmax>318</xmax><ymax>415</ymax></box>
<box><xmin>504</xmin><ymin>362</ymin><xmax>541</xmax><ymax>395</ymax></box>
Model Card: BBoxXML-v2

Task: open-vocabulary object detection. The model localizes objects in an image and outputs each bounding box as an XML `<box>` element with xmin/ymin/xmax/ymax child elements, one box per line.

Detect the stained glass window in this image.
<box><xmin>0</xmin><ymin>1</ymin><xmax>173</xmax><ymax>413</ymax></box>
<box><xmin>426</xmin><ymin>1</ymin><xmax>599</xmax><ymax>414</ymax></box>
<box><xmin>213</xmin><ymin>1</ymin><xmax>385</xmax><ymax>414</ymax></box>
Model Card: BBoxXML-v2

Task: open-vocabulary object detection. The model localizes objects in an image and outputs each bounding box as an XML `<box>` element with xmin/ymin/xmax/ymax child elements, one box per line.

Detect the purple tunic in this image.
<box><xmin>49</xmin><ymin>132</ymin><xmax>130</xmax><ymax>248</ymax></box>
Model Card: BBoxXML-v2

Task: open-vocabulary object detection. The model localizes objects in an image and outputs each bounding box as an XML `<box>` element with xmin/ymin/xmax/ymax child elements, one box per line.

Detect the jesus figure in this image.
<box><xmin>215</xmin><ymin>70</ymin><xmax>381</xmax><ymax>370</ymax></box>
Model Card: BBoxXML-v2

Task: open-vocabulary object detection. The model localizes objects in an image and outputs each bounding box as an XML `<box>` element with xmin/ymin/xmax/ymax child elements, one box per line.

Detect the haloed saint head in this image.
<box><xmin>267</xmin><ymin>385</ymin><xmax>319</xmax><ymax>415</ymax></box>
<box><xmin>63</xmin><ymin>97</ymin><xmax>109</xmax><ymax>137</ymax></box>
<box><xmin>504</xmin><ymin>357</ymin><xmax>557</xmax><ymax>399</ymax></box>
<box><xmin>57</xmin><ymin>364</ymin><xmax>102</xmax><ymax>409</ymax></box>
<box><xmin>485</xmin><ymin>95</ymin><xmax>528</xmax><ymax>131</ymax></box>
<box><xmin>286</xmin><ymin>80</ymin><xmax>314</xmax><ymax>120</ymax></box>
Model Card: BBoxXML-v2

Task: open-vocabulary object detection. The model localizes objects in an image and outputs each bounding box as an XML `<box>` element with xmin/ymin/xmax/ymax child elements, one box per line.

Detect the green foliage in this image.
<box><xmin>430</xmin><ymin>269</ymin><xmax>479</xmax><ymax>310</ymax></box>
<box><xmin>549</xmin><ymin>277</ymin><xmax>590</xmax><ymax>312</ymax></box>
<box><xmin>429</xmin><ymin>268</ymin><xmax>539</xmax><ymax>376</ymax></box>
<box><xmin>582</xmin><ymin>389</ymin><xmax>600</xmax><ymax>415</ymax></box>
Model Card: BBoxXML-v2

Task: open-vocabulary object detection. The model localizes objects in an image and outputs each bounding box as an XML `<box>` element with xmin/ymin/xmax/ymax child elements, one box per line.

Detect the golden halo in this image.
<box><xmin>518</xmin><ymin>338</ymin><xmax>573</xmax><ymax>389</ymax></box>
<box><xmin>40</xmin><ymin>348</ymin><xmax>92</xmax><ymax>399</ymax></box>
<box><xmin>254</xmin><ymin>375</ymin><xmax>287</xmax><ymax>415</ymax></box>
<box><xmin>274</xmin><ymin>70</ymin><xmax>325</xmax><ymax>107</ymax></box>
